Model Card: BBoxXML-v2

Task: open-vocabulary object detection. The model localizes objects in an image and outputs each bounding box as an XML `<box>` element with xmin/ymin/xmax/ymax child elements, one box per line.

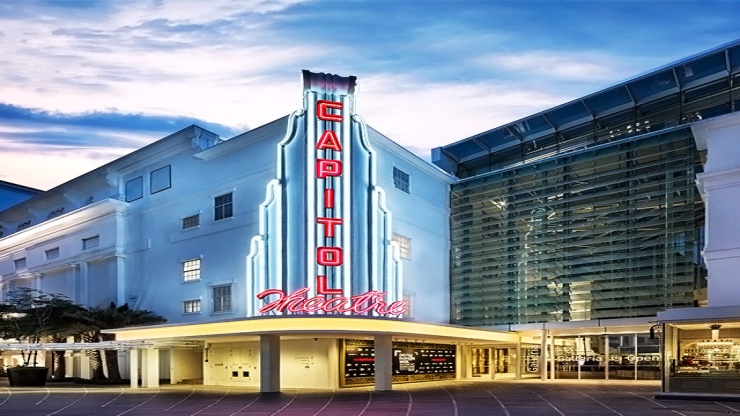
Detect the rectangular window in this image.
<box><xmin>212</xmin><ymin>284</ymin><xmax>232</xmax><ymax>313</ymax></box>
<box><xmin>183</xmin><ymin>299</ymin><xmax>201</xmax><ymax>314</ymax></box>
<box><xmin>182</xmin><ymin>214</ymin><xmax>200</xmax><ymax>229</ymax></box>
<box><xmin>393</xmin><ymin>233</ymin><xmax>411</xmax><ymax>260</ymax></box>
<box><xmin>82</xmin><ymin>236</ymin><xmax>100</xmax><ymax>250</ymax></box>
<box><xmin>215</xmin><ymin>193</ymin><xmax>233</xmax><ymax>221</ymax></box>
<box><xmin>125</xmin><ymin>176</ymin><xmax>143</xmax><ymax>202</ymax></box>
<box><xmin>150</xmin><ymin>165</ymin><xmax>172</xmax><ymax>194</ymax></box>
<box><xmin>45</xmin><ymin>247</ymin><xmax>60</xmax><ymax>260</ymax></box>
<box><xmin>183</xmin><ymin>259</ymin><xmax>201</xmax><ymax>282</ymax></box>
<box><xmin>393</xmin><ymin>167</ymin><xmax>410</xmax><ymax>194</ymax></box>
<box><xmin>14</xmin><ymin>258</ymin><xmax>26</xmax><ymax>270</ymax></box>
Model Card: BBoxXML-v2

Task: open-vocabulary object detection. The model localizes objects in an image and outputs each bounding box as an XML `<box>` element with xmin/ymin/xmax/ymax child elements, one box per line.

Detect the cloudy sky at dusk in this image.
<box><xmin>1</xmin><ymin>0</ymin><xmax>739</xmax><ymax>190</ymax></box>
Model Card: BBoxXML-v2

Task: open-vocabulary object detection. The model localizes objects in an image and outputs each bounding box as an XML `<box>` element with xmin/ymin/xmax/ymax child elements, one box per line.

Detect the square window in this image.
<box><xmin>212</xmin><ymin>284</ymin><xmax>232</xmax><ymax>313</ymax></box>
<box><xmin>82</xmin><ymin>236</ymin><xmax>100</xmax><ymax>250</ymax></box>
<box><xmin>150</xmin><ymin>165</ymin><xmax>171</xmax><ymax>194</ymax></box>
<box><xmin>183</xmin><ymin>259</ymin><xmax>201</xmax><ymax>281</ymax></box>
<box><xmin>215</xmin><ymin>193</ymin><xmax>233</xmax><ymax>221</ymax></box>
<box><xmin>45</xmin><ymin>247</ymin><xmax>60</xmax><ymax>260</ymax></box>
<box><xmin>393</xmin><ymin>167</ymin><xmax>410</xmax><ymax>194</ymax></box>
<box><xmin>183</xmin><ymin>299</ymin><xmax>201</xmax><ymax>314</ymax></box>
<box><xmin>14</xmin><ymin>258</ymin><xmax>26</xmax><ymax>270</ymax></box>
<box><xmin>182</xmin><ymin>214</ymin><xmax>200</xmax><ymax>229</ymax></box>
<box><xmin>126</xmin><ymin>176</ymin><xmax>143</xmax><ymax>202</ymax></box>
<box><xmin>392</xmin><ymin>233</ymin><xmax>411</xmax><ymax>260</ymax></box>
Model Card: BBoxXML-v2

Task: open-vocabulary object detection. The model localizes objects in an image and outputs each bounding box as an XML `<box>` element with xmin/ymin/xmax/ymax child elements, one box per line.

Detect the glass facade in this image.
<box><xmin>451</xmin><ymin>128</ymin><xmax>706</xmax><ymax>325</ymax></box>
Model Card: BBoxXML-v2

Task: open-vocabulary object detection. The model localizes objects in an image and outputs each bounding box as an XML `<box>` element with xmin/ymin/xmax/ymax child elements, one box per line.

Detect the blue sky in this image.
<box><xmin>1</xmin><ymin>0</ymin><xmax>739</xmax><ymax>190</ymax></box>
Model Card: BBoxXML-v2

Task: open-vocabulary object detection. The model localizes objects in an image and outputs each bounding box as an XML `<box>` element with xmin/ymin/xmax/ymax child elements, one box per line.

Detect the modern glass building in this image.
<box><xmin>434</xmin><ymin>40</ymin><xmax>740</xmax><ymax>327</ymax></box>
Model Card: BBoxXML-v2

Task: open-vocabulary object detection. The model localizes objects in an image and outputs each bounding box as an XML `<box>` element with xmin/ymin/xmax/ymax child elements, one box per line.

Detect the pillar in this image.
<box><xmin>540</xmin><ymin>328</ymin><xmax>547</xmax><ymax>381</ymax></box>
<box><xmin>604</xmin><ymin>334</ymin><xmax>610</xmax><ymax>381</ymax></box>
<box><xmin>141</xmin><ymin>348</ymin><xmax>159</xmax><ymax>388</ymax></box>
<box><xmin>374</xmin><ymin>334</ymin><xmax>393</xmax><ymax>391</ymax></box>
<box><xmin>515</xmin><ymin>340</ymin><xmax>522</xmax><ymax>379</ymax></box>
<box><xmin>549</xmin><ymin>333</ymin><xmax>556</xmax><ymax>380</ymax></box>
<box><xmin>260</xmin><ymin>335</ymin><xmax>281</xmax><ymax>393</ymax></box>
<box><xmin>129</xmin><ymin>349</ymin><xmax>139</xmax><ymax>389</ymax></box>
<box><xmin>489</xmin><ymin>348</ymin><xmax>495</xmax><ymax>379</ymax></box>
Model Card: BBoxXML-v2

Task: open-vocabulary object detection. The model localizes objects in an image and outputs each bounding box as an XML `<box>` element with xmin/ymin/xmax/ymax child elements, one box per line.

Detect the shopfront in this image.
<box><xmin>107</xmin><ymin>316</ymin><xmax>518</xmax><ymax>392</ymax></box>
<box><xmin>658</xmin><ymin>306</ymin><xmax>740</xmax><ymax>397</ymax></box>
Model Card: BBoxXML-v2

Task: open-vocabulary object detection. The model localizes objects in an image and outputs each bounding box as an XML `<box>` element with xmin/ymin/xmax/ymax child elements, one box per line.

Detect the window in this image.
<box><xmin>215</xmin><ymin>193</ymin><xmax>233</xmax><ymax>221</ymax></box>
<box><xmin>14</xmin><ymin>258</ymin><xmax>26</xmax><ymax>270</ymax></box>
<box><xmin>393</xmin><ymin>167</ymin><xmax>410</xmax><ymax>193</ymax></box>
<box><xmin>126</xmin><ymin>176</ymin><xmax>143</xmax><ymax>202</ymax></box>
<box><xmin>212</xmin><ymin>284</ymin><xmax>232</xmax><ymax>313</ymax></box>
<box><xmin>82</xmin><ymin>236</ymin><xmax>100</xmax><ymax>250</ymax></box>
<box><xmin>182</xmin><ymin>214</ymin><xmax>200</xmax><ymax>229</ymax></box>
<box><xmin>393</xmin><ymin>233</ymin><xmax>411</xmax><ymax>260</ymax></box>
<box><xmin>183</xmin><ymin>259</ymin><xmax>201</xmax><ymax>281</ymax></box>
<box><xmin>150</xmin><ymin>165</ymin><xmax>171</xmax><ymax>194</ymax></box>
<box><xmin>183</xmin><ymin>299</ymin><xmax>201</xmax><ymax>314</ymax></box>
<box><xmin>45</xmin><ymin>247</ymin><xmax>60</xmax><ymax>260</ymax></box>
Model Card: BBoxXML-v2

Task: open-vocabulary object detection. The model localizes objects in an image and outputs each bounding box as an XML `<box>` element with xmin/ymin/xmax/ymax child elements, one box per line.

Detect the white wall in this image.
<box><xmin>693</xmin><ymin>112</ymin><xmax>740</xmax><ymax>307</ymax></box>
<box><xmin>203</xmin><ymin>339</ymin><xmax>338</xmax><ymax>389</ymax></box>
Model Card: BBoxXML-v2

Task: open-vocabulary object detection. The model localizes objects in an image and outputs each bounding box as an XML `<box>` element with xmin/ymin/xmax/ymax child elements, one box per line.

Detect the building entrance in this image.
<box><xmin>471</xmin><ymin>348</ymin><xmax>490</xmax><ymax>376</ymax></box>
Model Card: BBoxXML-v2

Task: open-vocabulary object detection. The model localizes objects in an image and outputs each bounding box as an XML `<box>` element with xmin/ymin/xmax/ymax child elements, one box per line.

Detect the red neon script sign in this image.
<box><xmin>256</xmin><ymin>98</ymin><xmax>408</xmax><ymax>316</ymax></box>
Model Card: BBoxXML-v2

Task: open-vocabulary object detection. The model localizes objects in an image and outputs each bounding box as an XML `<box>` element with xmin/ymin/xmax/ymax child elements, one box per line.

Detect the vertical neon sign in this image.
<box><xmin>247</xmin><ymin>71</ymin><xmax>407</xmax><ymax>317</ymax></box>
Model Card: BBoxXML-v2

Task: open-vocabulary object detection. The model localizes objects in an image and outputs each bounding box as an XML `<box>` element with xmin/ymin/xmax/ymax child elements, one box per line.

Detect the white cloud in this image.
<box><xmin>475</xmin><ymin>50</ymin><xmax>635</xmax><ymax>82</ymax></box>
<box><xmin>357</xmin><ymin>73</ymin><xmax>567</xmax><ymax>159</ymax></box>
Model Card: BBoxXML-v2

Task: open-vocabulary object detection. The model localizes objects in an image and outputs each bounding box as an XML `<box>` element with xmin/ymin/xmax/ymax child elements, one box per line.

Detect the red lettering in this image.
<box><xmin>317</xmin><ymin>247</ymin><xmax>343</xmax><ymax>266</ymax></box>
<box><xmin>316</xmin><ymin>275</ymin><xmax>343</xmax><ymax>295</ymax></box>
<box><xmin>317</xmin><ymin>217</ymin><xmax>342</xmax><ymax>238</ymax></box>
<box><xmin>324</xmin><ymin>189</ymin><xmax>334</xmax><ymax>209</ymax></box>
<box><xmin>256</xmin><ymin>289</ymin><xmax>408</xmax><ymax>316</ymax></box>
<box><xmin>316</xmin><ymin>130</ymin><xmax>342</xmax><ymax>151</ymax></box>
<box><xmin>317</xmin><ymin>100</ymin><xmax>343</xmax><ymax>122</ymax></box>
<box><xmin>317</xmin><ymin>159</ymin><xmax>342</xmax><ymax>179</ymax></box>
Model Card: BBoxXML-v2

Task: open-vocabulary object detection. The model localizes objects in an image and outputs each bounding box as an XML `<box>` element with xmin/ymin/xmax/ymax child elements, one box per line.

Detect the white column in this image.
<box><xmin>549</xmin><ymin>333</ymin><xmax>556</xmax><ymax>380</ymax></box>
<box><xmin>634</xmin><ymin>333</ymin><xmax>638</xmax><ymax>381</ymax></box>
<box><xmin>374</xmin><ymin>334</ymin><xmax>393</xmax><ymax>391</ymax></box>
<box><xmin>604</xmin><ymin>335</ymin><xmax>610</xmax><ymax>381</ymax></box>
<box><xmin>260</xmin><ymin>335</ymin><xmax>281</xmax><ymax>393</ymax></box>
<box><xmin>489</xmin><ymin>348</ymin><xmax>495</xmax><ymax>379</ymax></box>
<box><xmin>540</xmin><ymin>328</ymin><xmax>547</xmax><ymax>381</ymax></box>
<box><xmin>515</xmin><ymin>340</ymin><xmax>522</xmax><ymax>379</ymax></box>
<box><xmin>116</xmin><ymin>255</ymin><xmax>126</xmax><ymax>306</ymax></box>
<box><xmin>129</xmin><ymin>349</ymin><xmax>139</xmax><ymax>389</ymax></box>
<box><xmin>141</xmin><ymin>348</ymin><xmax>159</xmax><ymax>388</ymax></box>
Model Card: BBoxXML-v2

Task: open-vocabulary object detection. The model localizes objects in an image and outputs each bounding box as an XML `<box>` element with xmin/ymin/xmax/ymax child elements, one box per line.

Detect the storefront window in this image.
<box><xmin>554</xmin><ymin>336</ymin><xmax>605</xmax><ymax>379</ymax></box>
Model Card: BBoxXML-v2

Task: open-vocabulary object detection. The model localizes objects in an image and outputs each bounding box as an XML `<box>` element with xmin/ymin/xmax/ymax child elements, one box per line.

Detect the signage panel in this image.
<box><xmin>341</xmin><ymin>339</ymin><xmax>456</xmax><ymax>387</ymax></box>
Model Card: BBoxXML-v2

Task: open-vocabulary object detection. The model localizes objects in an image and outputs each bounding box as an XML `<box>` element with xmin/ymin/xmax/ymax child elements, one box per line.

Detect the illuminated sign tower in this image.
<box><xmin>246</xmin><ymin>70</ymin><xmax>405</xmax><ymax>317</ymax></box>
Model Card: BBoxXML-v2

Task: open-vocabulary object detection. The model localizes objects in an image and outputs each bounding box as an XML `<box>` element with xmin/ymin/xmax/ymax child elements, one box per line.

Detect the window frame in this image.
<box><xmin>392</xmin><ymin>233</ymin><xmax>412</xmax><ymax>260</ymax></box>
<box><xmin>212</xmin><ymin>284</ymin><xmax>233</xmax><ymax>313</ymax></box>
<box><xmin>82</xmin><ymin>235</ymin><xmax>100</xmax><ymax>250</ymax></box>
<box><xmin>393</xmin><ymin>167</ymin><xmax>411</xmax><ymax>194</ymax></box>
<box><xmin>214</xmin><ymin>192</ymin><xmax>233</xmax><ymax>221</ymax></box>
<box><xmin>13</xmin><ymin>257</ymin><xmax>26</xmax><ymax>270</ymax></box>
<box><xmin>182</xmin><ymin>214</ymin><xmax>200</xmax><ymax>229</ymax></box>
<box><xmin>45</xmin><ymin>247</ymin><xmax>60</xmax><ymax>261</ymax></box>
<box><xmin>183</xmin><ymin>299</ymin><xmax>201</xmax><ymax>314</ymax></box>
<box><xmin>125</xmin><ymin>176</ymin><xmax>144</xmax><ymax>202</ymax></box>
<box><xmin>183</xmin><ymin>259</ymin><xmax>201</xmax><ymax>282</ymax></box>
<box><xmin>150</xmin><ymin>165</ymin><xmax>172</xmax><ymax>194</ymax></box>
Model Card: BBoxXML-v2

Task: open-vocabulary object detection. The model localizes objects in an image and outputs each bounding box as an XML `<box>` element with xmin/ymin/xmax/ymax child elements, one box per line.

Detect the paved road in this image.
<box><xmin>0</xmin><ymin>379</ymin><xmax>737</xmax><ymax>416</ymax></box>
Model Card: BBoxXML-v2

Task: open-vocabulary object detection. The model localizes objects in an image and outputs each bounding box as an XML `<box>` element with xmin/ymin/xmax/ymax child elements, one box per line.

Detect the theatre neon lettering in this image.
<box><xmin>247</xmin><ymin>71</ymin><xmax>406</xmax><ymax>318</ymax></box>
<box><xmin>255</xmin><ymin>98</ymin><xmax>408</xmax><ymax>316</ymax></box>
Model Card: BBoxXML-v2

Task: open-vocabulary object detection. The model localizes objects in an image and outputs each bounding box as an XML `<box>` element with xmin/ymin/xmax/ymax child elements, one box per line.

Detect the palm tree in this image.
<box><xmin>0</xmin><ymin>288</ymin><xmax>90</xmax><ymax>369</ymax></box>
<box><xmin>87</xmin><ymin>303</ymin><xmax>166</xmax><ymax>382</ymax></box>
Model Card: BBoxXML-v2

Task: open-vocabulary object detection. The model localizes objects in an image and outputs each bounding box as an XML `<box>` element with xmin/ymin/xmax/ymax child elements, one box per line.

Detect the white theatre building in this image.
<box><xmin>3</xmin><ymin>40</ymin><xmax>740</xmax><ymax>398</ymax></box>
<box><xmin>0</xmin><ymin>70</ymin><xmax>515</xmax><ymax>391</ymax></box>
